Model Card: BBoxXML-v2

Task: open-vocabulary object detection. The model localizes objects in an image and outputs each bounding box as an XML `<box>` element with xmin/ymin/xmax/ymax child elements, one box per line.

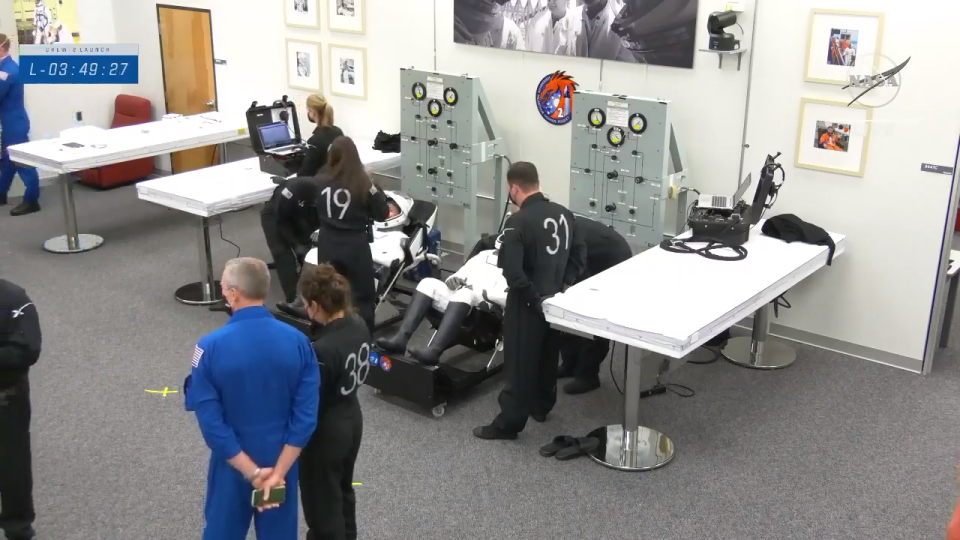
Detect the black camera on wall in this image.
<box><xmin>707</xmin><ymin>11</ymin><xmax>740</xmax><ymax>51</ymax></box>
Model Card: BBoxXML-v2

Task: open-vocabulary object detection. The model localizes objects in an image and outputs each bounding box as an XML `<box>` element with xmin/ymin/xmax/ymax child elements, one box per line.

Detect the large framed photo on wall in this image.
<box><xmin>329</xmin><ymin>44</ymin><xmax>367</xmax><ymax>100</ymax></box>
<box><xmin>795</xmin><ymin>98</ymin><xmax>873</xmax><ymax>178</ymax></box>
<box><xmin>286</xmin><ymin>39</ymin><xmax>323</xmax><ymax>92</ymax></box>
<box><xmin>452</xmin><ymin>0</ymin><xmax>700</xmax><ymax>69</ymax></box>
<box><xmin>16</xmin><ymin>0</ymin><xmax>81</xmax><ymax>44</ymax></box>
<box><xmin>804</xmin><ymin>9</ymin><xmax>885</xmax><ymax>85</ymax></box>
<box><xmin>327</xmin><ymin>0</ymin><xmax>365</xmax><ymax>34</ymax></box>
<box><xmin>285</xmin><ymin>0</ymin><xmax>321</xmax><ymax>29</ymax></box>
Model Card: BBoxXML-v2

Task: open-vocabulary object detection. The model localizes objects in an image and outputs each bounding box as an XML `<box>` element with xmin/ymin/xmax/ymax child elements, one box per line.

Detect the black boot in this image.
<box><xmin>10</xmin><ymin>201</ymin><xmax>40</xmax><ymax>216</ymax></box>
<box><xmin>376</xmin><ymin>291</ymin><xmax>432</xmax><ymax>353</ymax></box>
<box><xmin>563</xmin><ymin>377</ymin><xmax>601</xmax><ymax>395</ymax></box>
<box><xmin>409</xmin><ymin>302</ymin><xmax>471</xmax><ymax>366</ymax></box>
<box><xmin>277</xmin><ymin>297</ymin><xmax>307</xmax><ymax>319</ymax></box>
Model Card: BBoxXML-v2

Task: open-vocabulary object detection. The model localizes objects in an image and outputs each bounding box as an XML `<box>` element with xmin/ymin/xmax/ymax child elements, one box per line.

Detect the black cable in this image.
<box><xmin>660</xmin><ymin>237</ymin><xmax>748</xmax><ymax>261</ymax></box>
<box><xmin>610</xmin><ymin>341</ymin><xmax>624</xmax><ymax>395</ymax></box>
<box><xmin>218</xmin><ymin>219</ymin><xmax>241</xmax><ymax>258</ymax></box>
<box><xmin>608</xmin><ymin>342</ymin><xmax>697</xmax><ymax>397</ymax></box>
<box><xmin>656</xmin><ymin>374</ymin><xmax>695</xmax><ymax>398</ymax></box>
<box><xmin>686</xmin><ymin>345</ymin><xmax>720</xmax><ymax>365</ymax></box>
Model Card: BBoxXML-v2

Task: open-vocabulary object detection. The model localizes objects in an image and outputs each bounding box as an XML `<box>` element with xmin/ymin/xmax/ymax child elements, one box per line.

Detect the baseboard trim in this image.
<box><xmin>732</xmin><ymin>318</ymin><xmax>922</xmax><ymax>373</ymax></box>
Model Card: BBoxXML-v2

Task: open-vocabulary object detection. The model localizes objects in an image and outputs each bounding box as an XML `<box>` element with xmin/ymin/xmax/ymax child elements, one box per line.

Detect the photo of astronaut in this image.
<box><xmin>453</xmin><ymin>0</ymin><xmax>699</xmax><ymax>69</ymax></box>
<box><xmin>336</xmin><ymin>0</ymin><xmax>355</xmax><ymax>17</ymax></box>
<box><xmin>15</xmin><ymin>0</ymin><xmax>80</xmax><ymax>45</ymax></box>
<box><xmin>340</xmin><ymin>58</ymin><xmax>355</xmax><ymax>85</ymax></box>
<box><xmin>296</xmin><ymin>52</ymin><xmax>311</xmax><ymax>77</ymax></box>
<box><xmin>294</xmin><ymin>0</ymin><xmax>309</xmax><ymax>13</ymax></box>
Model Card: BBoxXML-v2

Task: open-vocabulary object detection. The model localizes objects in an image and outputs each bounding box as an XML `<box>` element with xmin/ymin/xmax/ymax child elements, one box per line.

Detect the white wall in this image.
<box><xmin>14</xmin><ymin>0</ymin><xmax>958</xmax><ymax>364</ymax></box>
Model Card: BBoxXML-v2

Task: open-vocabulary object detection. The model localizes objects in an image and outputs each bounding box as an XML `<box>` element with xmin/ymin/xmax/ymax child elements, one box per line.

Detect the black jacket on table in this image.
<box><xmin>314</xmin><ymin>173</ymin><xmax>390</xmax><ymax>235</ymax></box>
<box><xmin>310</xmin><ymin>314</ymin><xmax>372</xmax><ymax>410</ymax></box>
<box><xmin>0</xmin><ymin>279</ymin><xmax>41</xmax><ymax>390</ymax></box>
<box><xmin>263</xmin><ymin>177</ymin><xmax>321</xmax><ymax>250</ymax></box>
<box><xmin>498</xmin><ymin>192</ymin><xmax>586</xmax><ymax>308</ymax></box>
<box><xmin>297</xmin><ymin>125</ymin><xmax>344</xmax><ymax>178</ymax></box>
<box><xmin>575</xmin><ymin>215</ymin><xmax>633</xmax><ymax>281</ymax></box>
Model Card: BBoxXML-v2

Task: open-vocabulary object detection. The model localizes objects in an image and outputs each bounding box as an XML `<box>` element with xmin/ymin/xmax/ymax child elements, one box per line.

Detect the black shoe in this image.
<box><xmin>10</xmin><ymin>201</ymin><xmax>40</xmax><ymax>216</ymax></box>
<box><xmin>376</xmin><ymin>291</ymin><xmax>432</xmax><ymax>353</ymax></box>
<box><xmin>531</xmin><ymin>414</ymin><xmax>547</xmax><ymax>423</ymax></box>
<box><xmin>557</xmin><ymin>363</ymin><xmax>574</xmax><ymax>379</ymax></box>
<box><xmin>410</xmin><ymin>302</ymin><xmax>471</xmax><ymax>366</ymax></box>
<box><xmin>473</xmin><ymin>424</ymin><xmax>517</xmax><ymax>440</ymax></box>
<box><xmin>563</xmin><ymin>378</ymin><xmax>601</xmax><ymax>395</ymax></box>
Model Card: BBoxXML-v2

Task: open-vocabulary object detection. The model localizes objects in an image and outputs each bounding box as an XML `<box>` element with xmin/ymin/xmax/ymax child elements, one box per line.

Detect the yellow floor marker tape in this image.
<box><xmin>145</xmin><ymin>387</ymin><xmax>179</xmax><ymax>397</ymax></box>
<box><xmin>352</xmin><ymin>482</ymin><xmax>362</xmax><ymax>486</ymax></box>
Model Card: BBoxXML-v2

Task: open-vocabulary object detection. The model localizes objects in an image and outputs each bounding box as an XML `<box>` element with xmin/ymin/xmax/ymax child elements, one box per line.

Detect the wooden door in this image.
<box><xmin>157</xmin><ymin>5</ymin><xmax>218</xmax><ymax>175</ymax></box>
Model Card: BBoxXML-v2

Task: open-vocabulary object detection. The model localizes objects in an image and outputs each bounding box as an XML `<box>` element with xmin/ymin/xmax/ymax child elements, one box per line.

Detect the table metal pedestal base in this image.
<box><xmin>722</xmin><ymin>301</ymin><xmax>797</xmax><ymax>370</ymax></box>
<box><xmin>176</xmin><ymin>281</ymin><xmax>223</xmax><ymax>306</ymax></box>
<box><xmin>43</xmin><ymin>233</ymin><xmax>103</xmax><ymax>254</ymax></box>
<box><xmin>177</xmin><ymin>216</ymin><xmax>221</xmax><ymax>306</ymax></box>
<box><xmin>588</xmin><ymin>346</ymin><xmax>675</xmax><ymax>472</ymax></box>
<box><xmin>44</xmin><ymin>173</ymin><xmax>104</xmax><ymax>254</ymax></box>
<box><xmin>587</xmin><ymin>425</ymin><xmax>674</xmax><ymax>472</ymax></box>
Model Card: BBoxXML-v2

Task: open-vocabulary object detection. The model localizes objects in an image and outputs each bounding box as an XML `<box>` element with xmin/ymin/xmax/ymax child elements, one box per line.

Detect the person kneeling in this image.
<box><xmin>377</xmin><ymin>241</ymin><xmax>506</xmax><ymax>366</ymax></box>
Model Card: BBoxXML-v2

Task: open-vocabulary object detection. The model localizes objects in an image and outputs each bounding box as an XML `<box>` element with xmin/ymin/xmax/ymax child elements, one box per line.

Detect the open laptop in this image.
<box><xmin>698</xmin><ymin>173</ymin><xmax>752</xmax><ymax>211</ymax></box>
<box><xmin>257</xmin><ymin>122</ymin><xmax>301</xmax><ymax>156</ymax></box>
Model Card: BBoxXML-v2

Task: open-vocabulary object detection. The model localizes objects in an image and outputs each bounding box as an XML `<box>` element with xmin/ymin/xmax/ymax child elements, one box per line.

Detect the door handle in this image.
<box><xmin>205</xmin><ymin>100</ymin><xmax>216</xmax><ymax>108</ymax></box>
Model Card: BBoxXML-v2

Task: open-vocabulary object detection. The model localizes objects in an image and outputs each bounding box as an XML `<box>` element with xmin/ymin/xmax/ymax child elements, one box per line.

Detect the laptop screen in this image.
<box><xmin>258</xmin><ymin>122</ymin><xmax>295</xmax><ymax>150</ymax></box>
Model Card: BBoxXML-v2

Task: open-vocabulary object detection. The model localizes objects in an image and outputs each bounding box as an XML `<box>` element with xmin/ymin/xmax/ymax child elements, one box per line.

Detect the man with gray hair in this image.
<box><xmin>184</xmin><ymin>257</ymin><xmax>320</xmax><ymax>540</ymax></box>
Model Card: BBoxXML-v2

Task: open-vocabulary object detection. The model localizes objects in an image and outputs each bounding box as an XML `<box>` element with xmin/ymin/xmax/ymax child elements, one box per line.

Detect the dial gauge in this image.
<box><xmin>629</xmin><ymin>113</ymin><xmax>647</xmax><ymax>134</ymax></box>
<box><xmin>588</xmin><ymin>108</ymin><xmax>606</xmax><ymax>128</ymax></box>
<box><xmin>444</xmin><ymin>88</ymin><xmax>459</xmax><ymax>106</ymax></box>
<box><xmin>607</xmin><ymin>127</ymin><xmax>625</xmax><ymax>147</ymax></box>
<box><xmin>428</xmin><ymin>99</ymin><xmax>443</xmax><ymax>117</ymax></box>
<box><xmin>412</xmin><ymin>83</ymin><xmax>426</xmax><ymax>101</ymax></box>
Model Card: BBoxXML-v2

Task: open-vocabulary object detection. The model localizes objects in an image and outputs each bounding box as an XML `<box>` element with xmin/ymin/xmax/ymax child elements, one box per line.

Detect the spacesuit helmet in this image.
<box><xmin>375</xmin><ymin>190</ymin><xmax>412</xmax><ymax>230</ymax></box>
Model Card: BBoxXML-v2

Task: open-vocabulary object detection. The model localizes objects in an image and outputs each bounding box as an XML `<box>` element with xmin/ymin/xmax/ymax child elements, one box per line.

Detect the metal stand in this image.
<box><xmin>721</xmin><ymin>302</ymin><xmax>797</xmax><ymax>369</ymax></box>
<box><xmin>587</xmin><ymin>347</ymin><xmax>675</xmax><ymax>472</ymax></box>
<box><xmin>939</xmin><ymin>272</ymin><xmax>960</xmax><ymax>348</ymax></box>
<box><xmin>176</xmin><ymin>217</ymin><xmax>222</xmax><ymax>306</ymax></box>
<box><xmin>42</xmin><ymin>173</ymin><xmax>103</xmax><ymax>253</ymax></box>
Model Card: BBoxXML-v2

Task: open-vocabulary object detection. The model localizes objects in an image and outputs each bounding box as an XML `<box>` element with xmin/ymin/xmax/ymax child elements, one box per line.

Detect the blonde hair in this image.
<box><xmin>305</xmin><ymin>94</ymin><xmax>334</xmax><ymax>127</ymax></box>
<box><xmin>0</xmin><ymin>34</ymin><xmax>10</xmax><ymax>53</ymax></box>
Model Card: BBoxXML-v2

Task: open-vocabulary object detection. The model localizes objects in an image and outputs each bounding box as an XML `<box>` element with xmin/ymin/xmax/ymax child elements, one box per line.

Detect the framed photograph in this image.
<box><xmin>286</xmin><ymin>39</ymin><xmax>323</xmax><ymax>92</ymax></box>
<box><xmin>329</xmin><ymin>44</ymin><xmax>367</xmax><ymax>100</ymax></box>
<box><xmin>804</xmin><ymin>9</ymin><xmax>885</xmax><ymax>85</ymax></box>
<box><xmin>327</xmin><ymin>0</ymin><xmax>365</xmax><ymax>34</ymax></box>
<box><xmin>795</xmin><ymin>98</ymin><xmax>873</xmax><ymax>177</ymax></box>
<box><xmin>285</xmin><ymin>0</ymin><xmax>321</xmax><ymax>29</ymax></box>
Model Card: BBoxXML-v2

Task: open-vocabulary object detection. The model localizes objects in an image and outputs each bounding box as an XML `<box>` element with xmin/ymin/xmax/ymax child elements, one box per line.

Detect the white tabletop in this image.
<box><xmin>136</xmin><ymin>141</ymin><xmax>403</xmax><ymax>218</ymax></box>
<box><xmin>544</xmin><ymin>222</ymin><xmax>846</xmax><ymax>358</ymax></box>
<box><xmin>7</xmin><ymin>112</ymin><xmax>248</xmax><ymax>173</ymax></box>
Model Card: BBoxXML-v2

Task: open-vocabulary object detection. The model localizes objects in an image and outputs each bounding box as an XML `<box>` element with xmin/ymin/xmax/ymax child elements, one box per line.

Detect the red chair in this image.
<box><xmin>77</xmin><ymin>94</ymin><xmax>155</xmax><ymax>189</ymax></box>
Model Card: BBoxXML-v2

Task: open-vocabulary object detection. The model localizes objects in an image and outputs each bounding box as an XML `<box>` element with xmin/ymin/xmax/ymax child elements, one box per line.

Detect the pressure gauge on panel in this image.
<box><xmin>427</xmin><ymin>99</ymin><xmax>443</xmax><ymax>117</ymax></box>
<box><xmin>628</xmin><ymin>113</ymin><xmax>647</xmax><ymax>134</ymax></box>
<box><xmin>587</xmin><ymin>108</ymin><xmax>606</xmax><ymax>128</ymax></box>
<box><xmin>412</xmin><ymin>82</ymin><xmax>426</xmax><ymax>101</ymax></box>
<box><xmin>607</xmin><ymin>127</ymin><xmax>625</xmax><ymax>147</ymax></box>
<box><xmin>444</xmin><ymin>87</ymin><xmax>459</xmax><ymax>106</ymax></box>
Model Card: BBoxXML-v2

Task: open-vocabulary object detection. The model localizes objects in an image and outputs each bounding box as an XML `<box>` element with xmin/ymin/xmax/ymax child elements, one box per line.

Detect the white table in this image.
<box><xmin>938</xmin><ymin>250</ymin><xmax>960</xmax><ymax>348</ymax></box>
<box><xmin>136</xmin><ymin>145</ymin><xmax>403</xmax><ymax>306</ymax></box>
<box><xmin>544</xmin><ymin>223</ymin><xmax>846</xmax><ymax>472</ymax></box>
<box><xmin>7</xmin><ymin>112</ymin><xmax>248</xmax><ymax>254</ymax></box>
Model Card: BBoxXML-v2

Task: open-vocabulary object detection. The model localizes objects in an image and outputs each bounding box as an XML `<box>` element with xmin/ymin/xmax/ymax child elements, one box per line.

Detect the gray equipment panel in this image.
<box><xmin>569</xmin><ymin>92</ymin><xmax>675</xmax><ymax>249</ymax></box>
<box><xmin>400</xmin><ymin>69</ymin><xmax>507</xmax><ymax>250</ymax></box>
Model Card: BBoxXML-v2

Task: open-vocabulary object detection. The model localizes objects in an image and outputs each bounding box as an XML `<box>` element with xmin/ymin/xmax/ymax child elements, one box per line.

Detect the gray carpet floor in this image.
<box><xmin>1</xmin><ymin>179</ymin><xmax>959</xmax><ymax>540</ymax></box>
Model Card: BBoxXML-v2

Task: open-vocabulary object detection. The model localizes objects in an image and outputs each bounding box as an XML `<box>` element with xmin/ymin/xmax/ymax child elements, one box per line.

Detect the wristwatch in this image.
<box><xmin>246</xmin><ymin>468</ymin><xmax>261</xmax><ymax>482</ymax></box>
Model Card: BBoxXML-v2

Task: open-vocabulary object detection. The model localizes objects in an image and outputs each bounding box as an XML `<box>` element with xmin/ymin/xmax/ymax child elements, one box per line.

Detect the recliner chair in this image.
<box><xmin>78</xmin><ymin>94</ymin><xmax>155</xmax><ymax>189</ymax></box>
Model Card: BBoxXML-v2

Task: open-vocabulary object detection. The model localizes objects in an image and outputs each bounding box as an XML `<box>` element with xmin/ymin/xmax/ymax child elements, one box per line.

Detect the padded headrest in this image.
<box><xmin>402</xmin><ymin>200</ymin><xmax>438</xmax><ymax>235</ymax></box>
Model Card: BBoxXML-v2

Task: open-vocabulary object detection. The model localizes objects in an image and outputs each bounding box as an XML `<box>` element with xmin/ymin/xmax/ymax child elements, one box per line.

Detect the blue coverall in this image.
<box><xmin>185</xmin><ymin>306</ymin><xmax>320</xmax><ymax>540</ymax></box>
<box><xmin>0</xmin><ymin>55</ymin><xmax>39</xmax><ymax>204</ymax></box>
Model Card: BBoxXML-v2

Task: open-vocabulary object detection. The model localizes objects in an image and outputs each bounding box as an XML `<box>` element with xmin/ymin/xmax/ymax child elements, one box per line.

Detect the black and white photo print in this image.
<box><xmin>294</xmin><ymin>0</ymin><xmax>309</xmax><ymax>13</ymax></box>
<box><xmin>329</xmin><ymin>44</ymin><xmax>367</xmax><ymax>99</ymax></box>
<box><xmin>339</xmin><ymin>58</ymin><xmax>355</xmax><ymax>85</ymax></box>
<box><xmin>336</xmin><ymin>0</ymin><xmax>355</xmax><ymax>17</ymax></box>
<box><xmin>287</xmin><ymin>39</ymin><xmax>322</xmax><ymax>91</ymax></box>
<box><xmin>297</xmin><ymin>52</ymin><xmax>310</xmax><ymax>77</ymax></box>
<box><xmin>328</xmin><ymin>0</ymin><xmax>365</xmax><ymax>33</ymax></box>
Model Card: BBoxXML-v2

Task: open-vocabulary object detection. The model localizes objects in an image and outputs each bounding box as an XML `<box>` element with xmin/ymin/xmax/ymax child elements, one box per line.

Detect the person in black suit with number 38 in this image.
<box><xmin>298</xmin><ymin>264</ymin><xmax>369</xmax><ymax>540</ymax></box>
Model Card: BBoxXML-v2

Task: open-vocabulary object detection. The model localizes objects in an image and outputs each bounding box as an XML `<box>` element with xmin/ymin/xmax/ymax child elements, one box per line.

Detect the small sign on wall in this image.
<box><xmin>920</xmin><ymin>163</ymin><xmax>955</xmax><ymax>175</ymax></box>
<box><xmin>536</xmin><ymin>71</ymin><xmax>578</xmax><ymax>126</ymax></box>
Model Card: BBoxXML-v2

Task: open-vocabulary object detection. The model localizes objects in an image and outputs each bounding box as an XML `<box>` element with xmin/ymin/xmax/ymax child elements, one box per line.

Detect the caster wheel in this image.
<box><xmin>431</xmin><ymin>405</ymin><xmax>446</xmax><ymax>418</ymax></box>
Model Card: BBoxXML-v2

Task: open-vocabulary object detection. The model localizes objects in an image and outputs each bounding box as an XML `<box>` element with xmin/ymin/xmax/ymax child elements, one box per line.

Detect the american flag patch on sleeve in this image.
<box><xmin>192</xmin><ymin>346</ymin><xmax>204</xmax><ymax>368</ymax></box>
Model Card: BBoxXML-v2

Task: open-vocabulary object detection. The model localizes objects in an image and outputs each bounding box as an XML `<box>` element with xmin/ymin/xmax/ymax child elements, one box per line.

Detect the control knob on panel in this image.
<box><xmin>427</xmin><ymin>139</ymin><xmax>438</xmax><ymax>147</ymax></box>
<box><xmin>629</xmin><ymin>208</ymin><xmax>636</xmax><ymax>216</ymax></box>
<box><xmin>635</xmin><ymin>176</ymin><xmax>644</xmax><ymax>184</ymax></box>
<box><xmin>605</xmin><ymin>203</ymin><xmax>617</xmax><ymax>212</ymax></box>
<box><xmin>606</xmin><ymin>171</ymin><xmax>618</xmax><ymax>179</ymax></box>
<box><xmin>446</xmin><ymin>171</ymin><xmax>453</xmax><ymax>178</ymax></box>
<box><xmin>449</xmin><ymin>143</ymin><xmax>459</xmax><ymax>150</ymax></box>
<box><xmin>589</xmin><ymin>201</ymin><xmax>596</xmax><ymax>208</ymax></box>
<box><xmin>427</xmin><ymin>167</ymin><xmax>437</xmax><ymax>175</ymax></box>
<box><xmin>416</xmin><ymin>165</ymin><xmax>423</xmax><ymax>172</ymax></box>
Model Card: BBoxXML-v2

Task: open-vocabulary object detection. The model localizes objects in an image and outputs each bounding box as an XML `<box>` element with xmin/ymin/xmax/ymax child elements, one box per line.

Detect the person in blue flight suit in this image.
<box><xmin>0</xmin><ymin>35</ymin><xmax>41</xmax><ymax>217</ymax></box>
<box><xmin>184</xmin><ymin>257</ymin><xmax>320</xmax><ymax>540</ymax></box>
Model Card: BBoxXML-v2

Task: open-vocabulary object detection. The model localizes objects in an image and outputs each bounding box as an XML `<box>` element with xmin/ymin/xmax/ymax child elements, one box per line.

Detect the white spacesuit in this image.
<box><xmin>377</xmin><ymin>233</ymin><xmax>507</xmax><ymax>366</ymax></box>
<box><xmin>33</xmin><ymin>0</ymin><xmax>52</xmax><ymax>45</ymax></box>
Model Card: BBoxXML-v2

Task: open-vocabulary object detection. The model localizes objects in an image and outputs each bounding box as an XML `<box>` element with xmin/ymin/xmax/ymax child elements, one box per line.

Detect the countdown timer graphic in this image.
<box><xmin>19</xmin><ymin>44</ymin><xmax>139</xmax><ymax>85</ymax></box>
